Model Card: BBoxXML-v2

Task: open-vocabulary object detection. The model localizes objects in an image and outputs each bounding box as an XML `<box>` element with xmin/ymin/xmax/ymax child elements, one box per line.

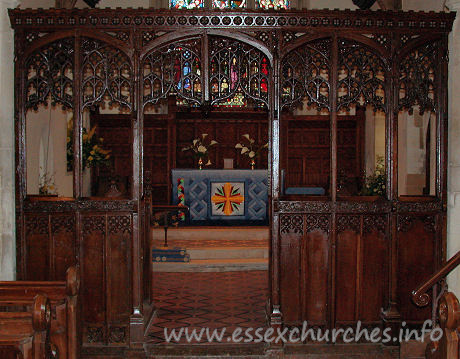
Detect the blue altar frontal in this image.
<box><xmin>172</xmin><ymin>169</ymin><xmax>268</xmax><ymax>225</ymax></box>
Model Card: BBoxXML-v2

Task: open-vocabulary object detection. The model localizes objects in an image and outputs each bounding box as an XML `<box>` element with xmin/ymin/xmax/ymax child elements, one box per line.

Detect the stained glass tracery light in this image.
<box><xmin>170</xmin><ymin>0</ymin><xmax>204</xmax><ymax>9</ymax></box>
<box><xmin>212</xmin><ymin>0</ymin><xmax>246</xmax><ymax>8</ymax></box>
<box><xmin>256</xmin><ymin>0</ymin><xmax>289</xmax><ymax>9</ymax></box>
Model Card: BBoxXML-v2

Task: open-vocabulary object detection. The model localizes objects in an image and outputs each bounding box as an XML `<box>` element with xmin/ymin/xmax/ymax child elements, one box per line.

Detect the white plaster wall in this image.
<box><xmin>20</xmin><ymin>0</ymin><xmax>88</xmax><ymax>8</ymax></box>
<box><xmin>25</xmin><ymin>105</ymin><xmax>73</xmax><ymax>197</ymax></box>
<box><xmin>0</xmin><ymin>0</ymin><xmax>18</xmax><ymax>280</ymax></box>
<box><xmin>403</xmin><ymin>0</ymin><xmax>445</xmax><ymax>12</ymax></box>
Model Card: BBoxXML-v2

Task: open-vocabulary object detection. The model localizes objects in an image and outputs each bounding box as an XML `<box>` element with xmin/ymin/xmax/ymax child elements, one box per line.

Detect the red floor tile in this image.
<box><xmin>146</xmin><ymin>271</ymin><xmax>268</xmax><ymax>344</ymax></box>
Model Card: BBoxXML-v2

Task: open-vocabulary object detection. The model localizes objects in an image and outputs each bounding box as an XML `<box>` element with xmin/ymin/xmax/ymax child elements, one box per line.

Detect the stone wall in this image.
<box><xmin>0</xmin><ymin>0</ymin><xmax>18</xmax><ymax>280</ymax></box>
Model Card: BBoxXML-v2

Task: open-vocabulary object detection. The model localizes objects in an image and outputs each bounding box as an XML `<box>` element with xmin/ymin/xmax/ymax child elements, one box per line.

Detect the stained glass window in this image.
<box><xmin>256</xmin><ymin>0</ymin><xmax>289</xmax><ymax>9</ymax></box>
<box><xmin>170</xmin><ymin>0</ymin><xmax>204</xmax><ymax>9</ymax></box>
<box><xmin>212</xmin><ymin>0</ymin><xmax>246</xmax><ymax>9</ymax></box>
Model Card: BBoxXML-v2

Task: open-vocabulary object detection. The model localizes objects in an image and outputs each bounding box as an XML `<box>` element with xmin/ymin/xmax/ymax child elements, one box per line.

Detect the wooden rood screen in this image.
<box><xmin>8</xmin><ymin>7</ymin><xmax>455</xmax><ymax>350</ymax></box>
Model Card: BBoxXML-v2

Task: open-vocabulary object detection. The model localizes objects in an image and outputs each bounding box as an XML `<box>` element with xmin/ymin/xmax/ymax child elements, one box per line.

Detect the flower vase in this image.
<box><xmin>250</xmin><ymin>159</ymin><xmax>255</xmax><ymax>170</ymax></box>
<box><xmin>198</xmin><ymin>158</ymin><xmax>203</xmax><ymax>170</ymax></box>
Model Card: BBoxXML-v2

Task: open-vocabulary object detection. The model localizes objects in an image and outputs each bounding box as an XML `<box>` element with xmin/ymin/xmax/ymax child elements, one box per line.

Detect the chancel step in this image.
<box><xmin>151</xmin><ymin>226</ymin><xmax>269</xmax><ymax>241</ymax></box>
<box><xmin>152</xmin><ymin>258</ymin><xmax>268</xmax><ymax>272</ymax></box>
<box><xmin>187</xmin><ymin>246</ymin><xmax>268</xmax><ymax>260</ymax></box>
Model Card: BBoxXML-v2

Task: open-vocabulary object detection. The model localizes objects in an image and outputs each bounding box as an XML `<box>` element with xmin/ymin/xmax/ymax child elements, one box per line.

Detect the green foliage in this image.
<box><xmin>67</xmin><ymin>120</ymin><xmax>111</xmax><ymax>171</ymax></box>
<box><xmin>361</xmin><ymin>155</ymin><xmax>386</xmax><ymax>196</ymax></box>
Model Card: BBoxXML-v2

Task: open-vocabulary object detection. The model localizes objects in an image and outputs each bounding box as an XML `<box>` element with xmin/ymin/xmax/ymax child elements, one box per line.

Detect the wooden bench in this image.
<box><xmin>0</xmin><ymin>293</ymin><xmax>53</xmax><ymax>359</ymax></box>
<box><xmin>0</xmin><ymin>266</ymin><xmax>79</xmax><ymax>359</ymax></box>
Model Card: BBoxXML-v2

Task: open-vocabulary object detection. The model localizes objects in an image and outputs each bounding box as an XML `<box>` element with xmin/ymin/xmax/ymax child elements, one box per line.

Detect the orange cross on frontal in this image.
<box><xmin>211</xmin><ymin>183</ymin><xmax>244</xmax><ymax>216</ymax></box>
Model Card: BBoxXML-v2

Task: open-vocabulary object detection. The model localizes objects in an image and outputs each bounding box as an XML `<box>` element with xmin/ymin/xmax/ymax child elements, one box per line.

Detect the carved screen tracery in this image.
<box><xmin>143</xmin><ymin>38</ymin><xmax>202</xmax><ymax>108</ymax></box>
<box><xmin>81</xmin><ymin>38</ymin><xmax>133</xmax><ymax>110</ymax></box>
<box><xmin>398</xmin><ymin>42</ymin><xmax>438</xmax><ymax>114</ymax></box>
<box><xmin>280</xmin><ymin>38</ymin><xmax>332</xmax><ymax>111</ymax></box>
<box><xmin>209</xmin><ymin>36</ymin><xmax>270</xmax><ymax>108</ymax></box>
<box><xmin>337</xmin><ymin>40</ymin><xmax>386</xmax><ymax>112</ymax></box>
<box><xmin>25</xmin><ymin>38</ymin><xmax>74</xmax><ymax>110</ymax></box>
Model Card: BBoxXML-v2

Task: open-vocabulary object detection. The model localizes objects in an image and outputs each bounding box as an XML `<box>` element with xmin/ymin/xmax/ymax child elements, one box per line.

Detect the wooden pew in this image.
<box><xmin>0</xmin><ymin>266</ymin><xmax>79</xmax><ymax>359</ymax></box>
<box><xmin>0</xmin><ymin>293</ymin><xmax>53</xmax><ymax>359</ymax></box>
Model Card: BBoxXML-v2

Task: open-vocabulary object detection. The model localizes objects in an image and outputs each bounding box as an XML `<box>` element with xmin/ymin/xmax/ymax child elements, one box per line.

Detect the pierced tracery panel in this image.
<box><xmin>398</xmin><ymin>42</ymin><xmax>438</xmax><ymax>114</ymax></box>
<box><xmin>280</xmin><ymin>38</ymin><xmax>331</xmax><ymax>110</ymax></box>
<box><xmin>25</xmin><ymin>38</ymin><xmax>74</xmax><ymax>110</ymax></box>
<box><xmin>81</xmin><ymin>38</ymin><xmax>133</xmax><ymax>110</ymax></box>
<box><xmin>209</xmin><ymin>36</ymin><xmax>270</xmax><ymax>108</ymax></box>
<box><xmin>337</xmin><ymin>40</ymin><xmax>386</xmax><ymax>112</ymax></box>
<box><xmin>143</xmin><ymin>38</ymin><xmax>202</xmax><ymax>108</ymax></box>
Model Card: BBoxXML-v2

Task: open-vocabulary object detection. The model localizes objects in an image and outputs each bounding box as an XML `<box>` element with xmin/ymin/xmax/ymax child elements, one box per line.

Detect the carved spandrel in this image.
<box><xmin>82</xmin><ymin>215</ymin><xmax>106</xmax><ymax>234</ymax></box>
<box><xmin>362</xmin><ymin>215</ymin><xmax>386</xmax><ymax>235</ymax></box>
<box><xmin>280</xmin><ymin>214</ymin><xmax>304</xmax><ymax>234</ymax></box>
<box><xmin>51</xmin><ymin>215</ymin><xmax>75</xmax><ymax>233</ymax></box>
<box><xmin>306</xmin><ymin>214</ymin><xmax>330</xmax><ymax>234</ymax></box>
<box><xmin>397</xmin><ymin>214</ymin><xmax>436</xmax><ymax>233</ymax></box>
<box><xmin>337</xmin><ymin>215</ymin><xmax>360</xmax><ymax>234</ymax></box>
<box><xmin>108</xmin><ymin>215</ymin><xmax>132</xmax><ymax>234</ymax></box>
<box><xmin>25</xmin><ymin>215</ymin><xmax>49</xmax><ymax>235</ymax></box>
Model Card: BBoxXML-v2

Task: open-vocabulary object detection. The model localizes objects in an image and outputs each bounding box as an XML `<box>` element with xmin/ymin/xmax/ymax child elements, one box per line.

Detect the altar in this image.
<box><xmin>172</xmin><ymin>169</ymin><xmax>268</xmax><ymax>225</ymax></box>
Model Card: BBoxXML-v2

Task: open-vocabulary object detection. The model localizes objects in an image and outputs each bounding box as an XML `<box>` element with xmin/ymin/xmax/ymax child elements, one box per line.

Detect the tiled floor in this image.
<box><xmin>146</xmin><ymin>271</ymin><xmax>268</xmax><ymax>345</ymax></box>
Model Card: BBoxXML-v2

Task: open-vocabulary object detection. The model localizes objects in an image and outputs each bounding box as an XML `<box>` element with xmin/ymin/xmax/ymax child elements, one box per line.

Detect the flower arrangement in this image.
<box><xmin>361</xmin><ymin>155</ymin><xmax>386</xmax><ymax>196</ymax></box>
<box><xmin>39</xmin><ymin>168</ymin><xmax>57</xmax><ymax>195</ymax></box>
<box><xmin>67</xmin><ymin>119</ymin><xmax>112</xmax><ymax>171</ymax></box>
<box><xmin>181</xmin><ymin>133</ymin><xmax>218</xmax><ymax>169</ymax></box>
<box><xmin>235</xmin><ymin>134</ymin><xmax>268</xmax><ymax>169</ymax></box>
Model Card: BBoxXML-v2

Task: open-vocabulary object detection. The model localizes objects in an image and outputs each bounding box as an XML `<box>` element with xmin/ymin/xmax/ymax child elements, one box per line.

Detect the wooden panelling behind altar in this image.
<box><xmin>8</xmin><ymin>7</ymin><xmax>455</xmax><ymax>352</ymax></box>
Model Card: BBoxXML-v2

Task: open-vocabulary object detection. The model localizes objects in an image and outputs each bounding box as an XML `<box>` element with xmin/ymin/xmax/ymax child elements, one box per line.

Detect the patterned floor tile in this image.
<box><xmin>146</xmin><ymin>271</ymin><xmax>268</xmax><ymax>345</ymax></box>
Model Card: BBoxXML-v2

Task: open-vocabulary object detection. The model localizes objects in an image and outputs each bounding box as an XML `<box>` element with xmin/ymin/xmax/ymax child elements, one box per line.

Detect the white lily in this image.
<box><xmin>242</xmin><ymin>134</ymin><xmax>251</xmax><ymax>141</ymax></box>
<box><xmin>241</xmin><ymin>147</ymin><xmax>249</xmax><ymax>154</ymax></box>
<box><xmin>193</xmin><ymin>139</ymin><xmax>199</xmax><ymax>146</ymax></box>
<box><xmin>198</xmin><ymin>145</ymin><xmax>207</xmax><ymax>153</ymax></box>
<box><xmin>201</xmin><ymin>133</ymin><xmax>208</xmax><ymax>138</ymax></box>
<box><xmin>206</xmin><ymin>160</ymin><xmax>212</xmax><ymax>166</ymax></box>
<box><xmin>249</xmin><ymin>151</ymin><xmax>256</xmax><ymax>158</ymax></box>
<box><xmin>235</xmin><ymin>143</ymin><xmax>243</xmax><ymax>149</ymax></box>
<box><xmin>210</xmin><ymin>140</ymin><xmax>218</xmax><ymax>146</ymax></box>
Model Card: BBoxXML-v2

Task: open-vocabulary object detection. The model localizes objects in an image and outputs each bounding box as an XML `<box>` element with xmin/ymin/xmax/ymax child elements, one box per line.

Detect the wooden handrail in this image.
<box><xmin>412</xmin><ymin>250</ymin><xmax>460</xmax><ymax>307</ymax></box>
